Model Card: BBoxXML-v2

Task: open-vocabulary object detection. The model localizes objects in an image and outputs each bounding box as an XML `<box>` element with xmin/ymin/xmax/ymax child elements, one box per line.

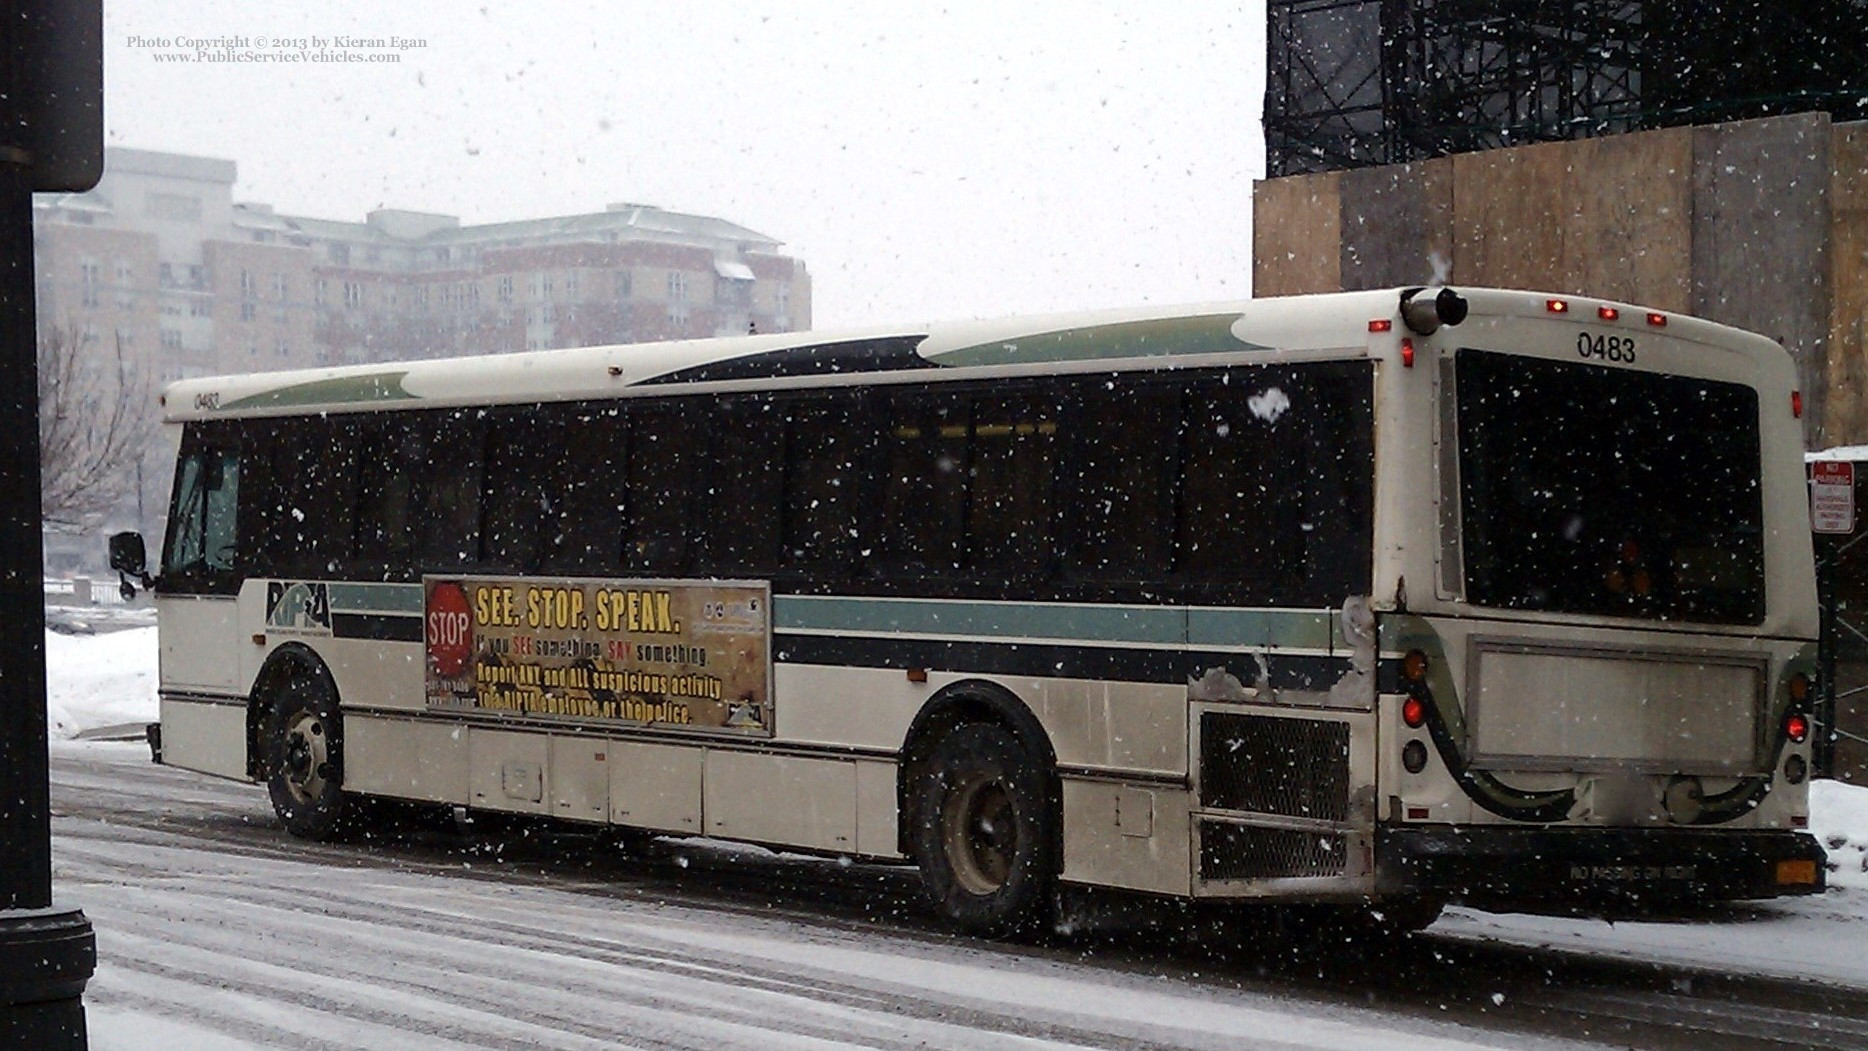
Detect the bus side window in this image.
<box><xmin>416</xmin><ymin>410</ymin><xmax>484</xmax><ymax>569</ymax></box>
<box><xmin>481</xmin><ymin>412</ymin><xmax>549</xmax><ymax>572</ymax></box>
<box><xmin>266</xmin><ymin>417</ymin><xmax>356</xmax><ymax>578</ymax></box>
<box><xmin>1178</xmin><ymin>376</ymin><xmax>1304</xmax><ymax>590</ymax></box>
<box><xmin>624</xmin><ymin>405</ymin><xmax>695</xmax><ymax>574</ymax></box>
<box><xmin>967</xmin><ymin>393</ymin><xmax>1057</xmax><ymax>579</ymax></box>
<box><xmin>873</xmin><ymin>393</ymin><xmax>968</xmax><ymax>577</ymax></box>
<box><xmin>703</xmin><ymin>397</ymin><xmax>783</xmax><ymax>576</ymax></box>
<box><xmin>550</xmin><ymin>407</ymin><xmax>626</xmax><ymax>574</ymax></box>
<box><xmin>1064</xmin><ymin>381</ymin><xmax>1179</xmax><ymax>583</ymax></box>
<box><xmin>781</xmin><ymin>397</ymin><xmax>860</xmax><ymax>574</ymax></box>
<box><xmin>354</xmin><ymin>419</ymin><xmax>417</xmax><ymax>573</ymax></box>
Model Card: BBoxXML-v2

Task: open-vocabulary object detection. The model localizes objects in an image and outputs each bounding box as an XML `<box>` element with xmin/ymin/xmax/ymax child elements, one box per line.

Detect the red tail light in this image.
<box><xmin>1786</xmin><ymin>713</ymin><xmax>1810</xmax><ymax>743</ymax></box>
<box><xmin>1402</xmin><ymin>696</ymin><xmax>1426</xmax><ymax>729</ymax></box>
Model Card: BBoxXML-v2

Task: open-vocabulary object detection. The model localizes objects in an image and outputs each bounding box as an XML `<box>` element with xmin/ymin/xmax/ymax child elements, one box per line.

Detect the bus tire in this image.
<box><xmin>265</xmin><ymin>674</ymin><xmax>352</xmax><ymax>841</ymax></box>
<box><xmin>912</xmin><ymin>722</ymin><xmax>1057</xmax><ymax>938</ymax></box>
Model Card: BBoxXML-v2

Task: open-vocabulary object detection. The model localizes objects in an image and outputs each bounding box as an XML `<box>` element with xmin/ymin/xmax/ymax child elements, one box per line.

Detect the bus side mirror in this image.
<box><xmin>108</xmin><ymin>531</ymin><xmax>153</xmax><ymax>599</ymax></box>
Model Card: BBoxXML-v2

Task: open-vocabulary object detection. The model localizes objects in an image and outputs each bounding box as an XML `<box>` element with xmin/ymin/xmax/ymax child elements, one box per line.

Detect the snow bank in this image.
<box><xmin>44</xmin><ymin>625</ymin><xmax>159</xmax><ymax>739</ymax></box>
<box><xmin>1811</xmin><ymin>779</ymin><xmax>1868</xmax><ymax>890</ymax></box>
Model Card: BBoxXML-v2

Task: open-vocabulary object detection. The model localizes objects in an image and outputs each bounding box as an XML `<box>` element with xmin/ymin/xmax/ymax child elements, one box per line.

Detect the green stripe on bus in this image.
<box><xmin>1189</xmin><ymin>608</ymin><xmax>1334</xmax><ymax>650</ymax></box>
<box><xmin>328</xmin><ymin>582</ymin><xmax>423</xmax><ymax>614</ymax></box>
<box><xmin>775</xmin><ymin>596</ymin><xmax>1334</xmax><ymax>650</ymax></box>
<box><xmin>220</xmin><ymin>371</ymin><xmax>417</xmax><ymax>411</ymax></box>
<box><xmin>932</xmin><ymin>314</ymin><xmax>1268</xmax><ymax>368</ymax></box>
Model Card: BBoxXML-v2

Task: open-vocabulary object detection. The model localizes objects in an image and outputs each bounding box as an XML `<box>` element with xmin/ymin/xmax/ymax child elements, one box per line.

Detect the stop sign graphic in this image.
<box><xmin>426</xmin><ymin>581</ymin><xmax>474</xmax><ymax>678</ymax></box>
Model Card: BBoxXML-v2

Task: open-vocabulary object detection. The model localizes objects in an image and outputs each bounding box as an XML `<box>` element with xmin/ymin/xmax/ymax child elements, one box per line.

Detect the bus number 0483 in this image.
<box><xmin>1578</xmin><ymin>332</ymin><xmax>1636</xmax><ymax>363</ymax></box>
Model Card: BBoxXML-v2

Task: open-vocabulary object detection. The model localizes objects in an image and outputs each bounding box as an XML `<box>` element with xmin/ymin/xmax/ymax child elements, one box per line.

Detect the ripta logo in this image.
<box><xmin>266</xmin><ymin>581</ymin><xmax>332</xmax><ymax>633</ymax></box>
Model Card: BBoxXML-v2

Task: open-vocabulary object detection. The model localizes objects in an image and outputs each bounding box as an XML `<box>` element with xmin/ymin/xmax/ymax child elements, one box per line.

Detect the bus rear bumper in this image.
<box><xmin>1375</xmin><ymin>825</ymin><xmax>1827</xmax><ymax>903</ymax></box>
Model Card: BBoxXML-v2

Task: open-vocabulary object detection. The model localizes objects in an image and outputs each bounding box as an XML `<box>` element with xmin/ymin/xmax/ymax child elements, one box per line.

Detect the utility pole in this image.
<box><xmin>1</xmin><ymin>2</ymin><xmax>102</xmax><ymax>1046</ymax></box>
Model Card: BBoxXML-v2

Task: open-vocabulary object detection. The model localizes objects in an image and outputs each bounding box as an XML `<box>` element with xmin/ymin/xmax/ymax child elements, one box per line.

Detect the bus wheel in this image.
<box><xmin>913</xmin><ymin>723</ymin><xmax>1057</xmax><ymax>938</ymax></box>
<box><xmin>266</xmin><ymin>677</ymin><xmax>351</xmax><ymax>841</ymax></box>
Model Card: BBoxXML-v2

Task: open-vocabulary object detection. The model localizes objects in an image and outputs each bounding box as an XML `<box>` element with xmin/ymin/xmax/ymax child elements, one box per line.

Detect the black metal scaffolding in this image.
<box><xmin>1266</xmin><ymin>0</ymin><xmax>1868</xmax><ymax>177</ymax></box>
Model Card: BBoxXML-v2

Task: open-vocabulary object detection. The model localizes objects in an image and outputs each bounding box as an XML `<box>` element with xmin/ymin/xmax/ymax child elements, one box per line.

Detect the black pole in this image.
<box><xmin>0</xmin><ymin>151</ymin><xmax>95</xmax><ymax>1050</ymax></box>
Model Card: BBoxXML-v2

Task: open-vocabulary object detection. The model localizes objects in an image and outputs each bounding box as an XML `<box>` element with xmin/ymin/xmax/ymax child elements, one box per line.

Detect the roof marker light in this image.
<box><xmin>1597</xmin><ymin>306</ymin><xmax>1620</xmax><ymax>321</ymax></box>
<box><xmin>1546</xmin><ymin>298</ymin><xmax>1569</xmax><ymax>314</ymax></box>
<box><xmin>1369</xmin><ymin>319</ymin><xmax>1393</xmax><ymax>333</ymax></box>
<box><xmin>1646</xmin><ymin>312</ymin><xmax>1667</xmax><ymax>327</ymax></box>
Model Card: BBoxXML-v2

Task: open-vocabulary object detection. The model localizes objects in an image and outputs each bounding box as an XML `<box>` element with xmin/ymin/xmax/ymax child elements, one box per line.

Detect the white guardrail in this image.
<box><xmin>44</xmin><ymin>577</ymin><xmax>141</xmax><ymax>608</ymax></box>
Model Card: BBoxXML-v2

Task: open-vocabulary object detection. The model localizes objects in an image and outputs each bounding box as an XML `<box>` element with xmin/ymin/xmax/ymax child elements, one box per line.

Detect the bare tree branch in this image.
<box><xmin>38</xmin><ymin>325</ymin><xmax>157</xmax><ymax>531</ymax></box>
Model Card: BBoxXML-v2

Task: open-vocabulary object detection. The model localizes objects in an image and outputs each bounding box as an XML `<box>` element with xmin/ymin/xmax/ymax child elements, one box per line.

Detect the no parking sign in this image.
<box><xmin>1812</xmin><ymin>461</ymin><xmax>1856</xmax><ymax>534</ymax></box>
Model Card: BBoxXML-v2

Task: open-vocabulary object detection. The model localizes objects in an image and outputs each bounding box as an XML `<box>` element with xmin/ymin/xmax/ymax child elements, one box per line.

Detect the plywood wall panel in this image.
<box><xmin>1828</xmin><ymin>122</ymin><xmax>1868</xmax><ymax>445</ymax></box>
<box><xmin>1692</xmin><ymin>112</ymin><xmax>1832</xmax><ymax>443</ymax></box>
<box><xmin>1338</xmin><ymin>159</ymin><xmax>1454</xmax><ymax>290</ymax></box>
<box><xmin>1572</xmin><ymin>128</ymin><xmax>1694</xmax><ymax>313</ymax></box>
<box><xmin>1451</xmin><ymin>139</ymin><xmax>1583</xmax><ymax>294</ymax></box>
<box><xmin>1252</xmin><ymin>172</ymin><xmax>1341</xmax><ymax>296</ymax></box>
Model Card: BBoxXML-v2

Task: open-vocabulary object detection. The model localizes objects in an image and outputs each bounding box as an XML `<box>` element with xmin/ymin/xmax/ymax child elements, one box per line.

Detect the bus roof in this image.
<box><xmin>160</xmin><ymin>287</ymin><xmax>1782</xmax><ymax>422</ymax></box>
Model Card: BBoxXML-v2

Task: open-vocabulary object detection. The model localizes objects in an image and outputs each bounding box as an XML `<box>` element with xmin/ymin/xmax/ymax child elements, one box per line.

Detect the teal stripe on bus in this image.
<box><xmin>309</xmin><ymin>583</ymin><xmax>1337</xmax><ymax>650</ymax></box>
<box><xmin>327</xmin><ymin>582</ymin><xmax>423</xmax><ymax>615</ymax></box>
<box><xmin>930</xmin><ymin>314</ymin><xmax>1269</xmax><ymax>368</ymax></box>
<box><xmin>775</xmin><ymin>596</ymin><xmax>1335</xmax><ymax>651</ymax></box>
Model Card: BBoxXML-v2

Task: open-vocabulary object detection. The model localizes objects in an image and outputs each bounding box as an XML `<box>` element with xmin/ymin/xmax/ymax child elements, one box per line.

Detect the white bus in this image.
<box><xmin>114</xmin><ymin>286</ymin><xmax>1825</xmax><ymax>937</ymax></box>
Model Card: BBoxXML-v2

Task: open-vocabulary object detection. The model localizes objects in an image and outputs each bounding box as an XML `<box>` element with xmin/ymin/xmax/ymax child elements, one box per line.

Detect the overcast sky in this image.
<box><xmin>102</xmin><ymin>2</ymin><xmax>1265</xmax><ymax>330</ymax></box>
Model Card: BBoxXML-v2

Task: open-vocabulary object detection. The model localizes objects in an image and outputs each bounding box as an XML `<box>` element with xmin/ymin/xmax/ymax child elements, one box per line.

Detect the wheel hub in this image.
<box><xmin>281</xmin><ymin>713</ymin><xmax>328</xmax><ymax>802</ymax></box>
<box><xmin>943</xmin><ymin>773</ymin><xmax>1016</xmax><ymax>895</ymax></box>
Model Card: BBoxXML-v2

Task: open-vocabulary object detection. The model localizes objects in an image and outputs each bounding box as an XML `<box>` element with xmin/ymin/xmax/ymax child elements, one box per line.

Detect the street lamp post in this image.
<box><xmin>1</xmin><ymin>2</ymin><xmax>104</xmax><ymax>1045</ymax></box>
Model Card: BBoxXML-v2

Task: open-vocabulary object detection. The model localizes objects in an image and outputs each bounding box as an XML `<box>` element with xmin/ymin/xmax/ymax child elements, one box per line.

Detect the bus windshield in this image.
<box><xmin>1455</xmin><ymin>347</ymin><xmax>1765</xmax><ymax>625</ymax></box>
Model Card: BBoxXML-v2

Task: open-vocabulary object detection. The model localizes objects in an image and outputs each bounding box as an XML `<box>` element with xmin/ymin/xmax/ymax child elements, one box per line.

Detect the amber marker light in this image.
<box><xmin>1546</xmin><ymin>298</ymin><xmax>1569</xmax><ymax>314</ymax></box>
<box><xmin>1369</xmin><ymin>319</ymin><xmax>1393</xmax><ymax>333</ymax></box>
<box><xmin>1776</xmin><ymin>859</ymin><xmax>1818</xmax><ymax>885</ymax></box>
<box><xmin>1597</xmin><ymin>305</ymin><xmax>1620</xmax><ymax>321</ymax></box>
<box><xmin>1646</xmin><ymin>312</ymin><xmax>1667</xmax><ymax>327</ymax></box>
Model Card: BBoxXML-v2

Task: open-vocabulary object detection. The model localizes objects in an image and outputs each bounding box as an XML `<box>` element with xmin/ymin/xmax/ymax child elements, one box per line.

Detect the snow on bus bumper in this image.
<box><xmin>1374</xmin><ymin>826</ymin><xmax>1827</xmax><ymax>902</ymax></box>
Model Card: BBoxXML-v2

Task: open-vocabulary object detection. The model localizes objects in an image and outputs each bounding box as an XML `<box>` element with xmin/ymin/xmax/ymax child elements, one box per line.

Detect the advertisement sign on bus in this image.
<box><xmin>423</xmin><ymin>575</ymin><xmax>773</xmax><ymax>737</ymax></box>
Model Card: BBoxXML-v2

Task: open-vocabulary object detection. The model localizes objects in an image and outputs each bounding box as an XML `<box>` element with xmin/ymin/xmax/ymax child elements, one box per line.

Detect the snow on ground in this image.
<box><xmin>43</xmin><ymin>615</ymin><xmax>158</xmax><ymax>739</ymax></box>
<box><xmin>37</xmin><ymin>607</ymin><xmax>1868</xmax><ymax>1005</ymax></box>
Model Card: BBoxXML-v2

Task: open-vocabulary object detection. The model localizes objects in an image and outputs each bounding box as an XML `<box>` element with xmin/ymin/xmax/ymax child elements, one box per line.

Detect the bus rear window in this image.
<box><xmin>1455</xmin><ymin>348</ymin><xmax>1764</xmax><ymax>625</ymax></box>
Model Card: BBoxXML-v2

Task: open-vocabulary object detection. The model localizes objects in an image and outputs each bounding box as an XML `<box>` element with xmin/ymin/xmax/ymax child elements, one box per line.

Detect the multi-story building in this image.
<box><xmin>35</xmin><ymin>147</ymin><xmax>811</xmax><ymax>377</ymax></box>
<box><xmin>31</xmin><ymin>147</ymin><xmax>811</xmax><ymax>569</ymax></box>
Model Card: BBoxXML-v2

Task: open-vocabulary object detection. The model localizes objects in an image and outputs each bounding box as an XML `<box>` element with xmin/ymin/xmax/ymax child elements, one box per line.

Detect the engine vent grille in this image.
<box><xmin>1199</xmin><ymin>712</ymin><xmax>1349</xmax><ymax>822</ymax></box>
<box><xmin>1199</xmin><ymin>820</ymin><xmax>1347</xmax><ymax>880</ymax></box>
